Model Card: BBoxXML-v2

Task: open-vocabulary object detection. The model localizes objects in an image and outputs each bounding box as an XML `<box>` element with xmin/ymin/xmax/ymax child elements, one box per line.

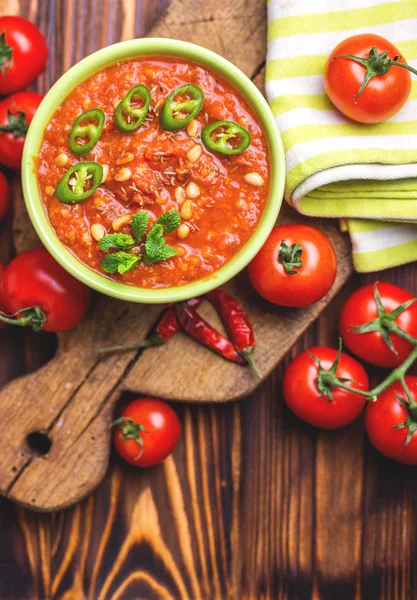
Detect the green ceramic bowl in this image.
<box><xmin>22</xmin><ymin>38</ymin><xmax>285</xmax><ymax>303</ymax></box>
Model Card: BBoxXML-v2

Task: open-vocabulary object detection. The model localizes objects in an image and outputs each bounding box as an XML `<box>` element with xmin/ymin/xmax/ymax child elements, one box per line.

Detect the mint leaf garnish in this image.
<box><xmin>144</xmin><ymin>224</ymin><xmax>178</xmax><ymax>265</ymax></box>
<box><xmin>149</xmin><ymin>244</ymin><xmax>178</xmax><ymax>264</ymax></box>
<box><xmin>101</xmin><ymin>251</ymin><xmax>140</xmax><ymax>274</ymax></box>
<box><xmin>156</xmin><ymin>209</ymin><xmax>181</xmax><ymax>233</ymax></box>
<box><xmin>98</xmin><ymin>233</ymin><xmax>135</xmax><ymax>251</ymax></box>
<box><xmin>131</xmin><ymin>211</ymin><xmax>149</xmax><ymax>242</ymax></box>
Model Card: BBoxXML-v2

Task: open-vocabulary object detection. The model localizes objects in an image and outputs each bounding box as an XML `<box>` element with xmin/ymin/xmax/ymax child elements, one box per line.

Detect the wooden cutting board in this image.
<box><xmin>0</xmin><ymin>0</ymin><xmax>352</xmax><ymax>512</ymax></box>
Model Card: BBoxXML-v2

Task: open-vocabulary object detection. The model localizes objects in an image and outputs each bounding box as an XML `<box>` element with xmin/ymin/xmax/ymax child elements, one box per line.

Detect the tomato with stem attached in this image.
<box><xmin>0</xmin><ymin>92</ymin><xmax>43</xmax><ymax>169</ymax></box>
<box><xmin>283</xmin><ymin>344</ymin><xmax>369</xmax><ymax>430</ymax></box>
<box><xmin>365</xmin><ymin>376</ymin><xmax>417</xmax><ymax>465</ymax></box>
<box><xmin>0</xmin><ymin>170</ymin><xmax>10</xmax><ymax>222</ymax></box>
<box><xmin>324</xmin><ymin>34</ymin><xmax>417</xmax><ymax>124</ymax></box>
<box><xmin>0</xmin><ymin>248</ymin><xmax>91</xmax><ymax>332</ymax></box>
<box><xmin>0</xmin><ymin>16</ymin><xmax>48</xmax><ymax>95</ymax></box>
<box><xmin>340</xmin><ymin>282</ymin><xmax>417</xmax><ymax>369</ymax></box>
<box><xmin>248</xmin><ymin>224</ymin><xmax>337</xmax><ymax>307</ymax></box>
<box><xmin>113</xmin><ymin>398</ymin><xmax>181</xmax><ymax>467</ymax></box>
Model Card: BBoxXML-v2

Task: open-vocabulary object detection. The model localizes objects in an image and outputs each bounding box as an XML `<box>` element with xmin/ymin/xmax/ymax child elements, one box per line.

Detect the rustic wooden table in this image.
<box><xmin>1</xmin><ymin>1</ymin><xmax>417</xmax><ymax>599</ymax></box>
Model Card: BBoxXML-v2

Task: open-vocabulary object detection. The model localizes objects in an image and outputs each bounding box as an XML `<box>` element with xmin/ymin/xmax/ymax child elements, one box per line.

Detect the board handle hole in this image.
<box><xmin>26</xmin><ymin>431</ymin><xmax>52</xmax><ymax>456</ymax></box>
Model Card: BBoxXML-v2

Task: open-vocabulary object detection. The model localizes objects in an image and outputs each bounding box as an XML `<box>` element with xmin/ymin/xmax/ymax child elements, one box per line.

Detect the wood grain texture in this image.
<box><xmin>0</xmin><ymin>0</ymin><xmax>352</xmax><ymax>512</ymax></box>
<box><xmin>1</xmin><ymin>1</ymin><xmax>417</xmax><ymax>599</ymax></box>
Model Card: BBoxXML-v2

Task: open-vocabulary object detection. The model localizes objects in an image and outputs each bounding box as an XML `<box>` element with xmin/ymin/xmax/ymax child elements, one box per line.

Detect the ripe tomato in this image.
<box><xmin>0</xmin><ymin>91</ymin><xmax>43</xmax><ymax>169</ymax></box>
<box><xmin>0</xmin><ymin>248</ymin><xmax>91</xmax><ymax>332</ymax></box>
<box><xmin>283</xmin><ymin>346</ymin><xmax>369</xmax><ymax>429</ymax></box>
<box><xmin>0</xmin><ymin>170</ymin><xmax>10</xmax><ymax>222</ymax></box>
<box><xmin>324</xmin><ymin>34</ymin><xmax>414</xmax><ymax>124</ymax></box>
<box><xmin>113</xmin><ymin>398</ymin><xmax>181</xmax><ymax>467</ymax></box>
<box><xmin>340</xmin><ymin>282</ymin><xmax>417</xmax><ymax>368</ymax></box>
<box><xmin>0</xmin><ymin>264</ymin><xmax>6</xmax><ymax>329</ymax></box>
<box><xmin>0</xmin><ymin>16</ymin><xmax>48</xmax><ymax>95</ymax></box>
<box><xmin>248</xmin><ymin>224</ymin><xmax>336</xmax><ymax>307</ymax></box>
<box><xmin>365</xmin><ymin>377</ymin><xmax>417</xmax><ymax>465</ymax></box>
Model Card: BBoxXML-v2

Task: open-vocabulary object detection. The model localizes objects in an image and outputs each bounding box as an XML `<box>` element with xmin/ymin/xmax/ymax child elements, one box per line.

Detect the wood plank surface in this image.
<box><xmin>0</xmin><ymin>1</ymin><xmax>416</xmax><ymax>599</ymax></box>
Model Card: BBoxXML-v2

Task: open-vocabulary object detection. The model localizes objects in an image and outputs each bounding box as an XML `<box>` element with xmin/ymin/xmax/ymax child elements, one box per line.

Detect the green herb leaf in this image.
<box><xmin>156</xmin><ymin>209</ymin><xmax>181</xmax><ymax>233</ymax></box>
<box><xmin>131</xmin><ymin>210</ymin><xmax>149</xmax><ymax>242</ymax></box>
<box><xmin>98</xmin><ymin>233</ymin><xmax>135</xmax><ymax>251</ymax></box>
<box><xmin>101</xmin><ymin>251</ymin><xmax>141</xmax><ymax>275</ymax></box>
<box><xmin>144</xmin><ymin>224</ymin><xmax>178</xmax><ymax>265</ymax></box>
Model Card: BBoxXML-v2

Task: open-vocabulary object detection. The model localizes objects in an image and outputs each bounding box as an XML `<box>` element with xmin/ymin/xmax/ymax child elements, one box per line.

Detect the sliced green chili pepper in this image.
<box><xmin>115</xmin><ymin>84</ymin><xmax>151</xmax><ymax>133</ymax></box>
<box><xmin>56</xmin><ymin>162</ymin><xmax>103</xmax><ymax>204</ymax></box>
<box><xmin>69</xmin><ymin>108</ymin><xmax>105</xmax><ymax>156</ymax></box>
<box><xmin>202</xmin><ymin>120</ymin><xmax>251</xmax><ymax>155</ymax></box>
<box><xmin>160</xmin><ymin>84</ymin><xmax>204</xmax><ymax>131</ymax></box>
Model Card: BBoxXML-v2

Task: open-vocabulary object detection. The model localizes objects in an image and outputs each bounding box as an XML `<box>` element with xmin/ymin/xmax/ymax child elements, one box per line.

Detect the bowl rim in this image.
<box><xmin>22</xmin><ymin>37</ymin><xmax>285</xmax><ymax>304</ymax></box>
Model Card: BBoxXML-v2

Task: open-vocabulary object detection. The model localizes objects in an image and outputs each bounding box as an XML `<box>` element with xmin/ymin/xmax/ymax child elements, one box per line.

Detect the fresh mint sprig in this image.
<box><xmin>144</xmin><ymin>224</ymin><xmax>178</xmax><ymax>265</ymax></box>
<box><xmin>131</xmin><ymin>211</ymin><xmax>150</xmax><ymax>242</ymax></box>
<box><xmin>156</xmin><ymin>209</ymin><xmax>181</xmax><ymax>233</ymax></box>
<box><xmin>101</xmin><ymin>251</ymin><xmax>141</xmax><ymax>275</ymax></box>
<box><xmin>98</xmin><ymin>208</ymin><xmax>181</xmax><ymax>274</ymax></box>
<box><xmin>98</xmin><ymin>233</ymin><xmax>135</xmax><ymax>251</ymax></box>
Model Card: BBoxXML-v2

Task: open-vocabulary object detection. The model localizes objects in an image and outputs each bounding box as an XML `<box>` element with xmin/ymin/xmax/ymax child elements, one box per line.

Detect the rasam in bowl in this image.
<box><xmin>23</xmin><ymin>39</ymin><xmax>285</xmax><ymax>303</ymax></box>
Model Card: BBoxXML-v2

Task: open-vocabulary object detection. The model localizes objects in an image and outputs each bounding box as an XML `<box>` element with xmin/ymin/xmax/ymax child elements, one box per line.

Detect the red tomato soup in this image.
<box><xmin>38</xmin><ymin>58</ymin><xmax>270</xmax><ymax>288</ymax></box>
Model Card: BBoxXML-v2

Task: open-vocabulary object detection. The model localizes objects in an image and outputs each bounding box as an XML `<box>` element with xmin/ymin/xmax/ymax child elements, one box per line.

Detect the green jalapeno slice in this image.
<box><xmin>201</xmin><ymin>120</ymin><xmax>251</xmax><ymax>155</ymax></box>
<box><xmin>160</xmin><ymin>84</ymin><xmax>204</xmax><ymax>131</ymax></box>
<box><xmin>56</xmin><ymin>162</ymin><xmax>103</xmax><ymax>204</ymax></box>
<box><xmin>69</xmin><ymin>108</ymin><xmax>105</xmax><ymax>156</ymax></box>
<box><xmin>115</xmin><ymin>84</ymin><xmax>151</xmax><ymax>133</ymax></box>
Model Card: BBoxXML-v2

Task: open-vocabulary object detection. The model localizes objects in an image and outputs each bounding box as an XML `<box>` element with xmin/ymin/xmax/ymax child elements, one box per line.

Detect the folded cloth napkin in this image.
<box><xmin>266</xmin><ymin>0</ymin><xmax>417</xmax><ymax>272</ymax></box>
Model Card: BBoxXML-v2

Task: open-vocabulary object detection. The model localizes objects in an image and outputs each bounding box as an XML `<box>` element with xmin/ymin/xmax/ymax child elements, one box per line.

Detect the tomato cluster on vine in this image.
<box><xmin>283</xmin><ymin>282</ymin><xmax>417</xmax><ymax>465</ymax></box>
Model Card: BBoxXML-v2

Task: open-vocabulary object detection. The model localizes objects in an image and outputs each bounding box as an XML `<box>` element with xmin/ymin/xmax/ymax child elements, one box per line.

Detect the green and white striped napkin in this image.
<box><xmin>266</xmin><ymin>0</ymin><xmax>417</xmax><ymax>272</ymax></box>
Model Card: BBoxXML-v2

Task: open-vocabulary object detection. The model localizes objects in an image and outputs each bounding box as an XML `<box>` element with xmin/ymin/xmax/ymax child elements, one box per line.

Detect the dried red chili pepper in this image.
<box><xmin>98</xmin><ymin>298</ymin><xmax>202</xmax><ymax>357</ymax></box>
<box><xmin>205</xmin><ymin>288</ymin><xmax>261</xmax><ymax>378</ymax></box>
<box><xmin>175</xmin><ymin>302</ymin><xmax>245</xmax><ymax>364</ymax></box>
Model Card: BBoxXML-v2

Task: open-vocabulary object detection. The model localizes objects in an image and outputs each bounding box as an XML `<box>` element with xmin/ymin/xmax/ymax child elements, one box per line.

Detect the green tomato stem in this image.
<box><xmin>384</xmin><ymin>319</ymin><xmax>417</xmax><ymax>346</ymax></box>
<box><xmin>335</xmin><ymin>46</ymin><xmax>417</xmax><ymax>101</ymax></box>
<box><xmin>321</xmin><ymin>375</ymin><xmax>374</xmax><ymax>400</ymax></box>
<box><xmin>0</xmin><ymin>306</ymin><xmax>46</xmax><ymax>332</ymax></box>
<box><xmin>367</xmin><ymin>344</ymin><xmax>417</xmax><ymax>400</ymax></box>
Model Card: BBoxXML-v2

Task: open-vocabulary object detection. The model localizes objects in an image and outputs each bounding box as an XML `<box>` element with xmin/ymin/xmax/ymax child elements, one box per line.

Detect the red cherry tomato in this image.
<box><xmin>113</xmin><ymin>398</ymin><xmax>181</xmax><ymax>467</ymax></box>
<box><xmin>0</xmin><ymin>91</ymin><xmax>43</xmax><ymax>169</ymax></box>
<box><xmin>365</xmin><ymin>377</ymin><xmax>417</xmax><ymax>465</ymax></box>
<box><xmin>0</xmin><ymin>171</ymin><xmax>10</xmax><ymax>222</ymax></box>
<box><xmin>0</xmin><ymin>16</ymin><xmax>48</xmax><ymax>95</ymax></box>
<box><xmin>283</xmin><ymin>346</ymin><xmax>369</xmax><ymax>429</ymax></box>
<box><xmin>0</xmin><ymin>248</ymin><xmax>91</xmax><ymax>332</ymax></box>
<box><xmin>340</xmin><ymin>282</ymin><xmax>417</xmax><ymax>368</ymax></box>
<box><xmin>0</xmin><ymin>264</ymin><xmax>6</xmax><ymax>329</ymax></box>
<box><xmin>248</xmin><ymin>224</ymin><xmax>337</xmax><ymax>307</ymax></box>
<box><xmin>324</xmin><ymin>34</ymin><xmax>414</xmax><ymax>124</ymax></box>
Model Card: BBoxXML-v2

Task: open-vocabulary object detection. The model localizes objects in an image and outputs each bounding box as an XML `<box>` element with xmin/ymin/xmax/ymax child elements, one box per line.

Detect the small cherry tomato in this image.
<box><xmin>0</xmin><ymin>16</ymin><xmax>48</xmax><ymax>95</ymax></box>
<box><xmin>283</xmin><ymin>346</ymin><xmax>369</xmax><ymax>430</ymax></box>
<box><xmin>248</xmin><ymin>224</ymin><xmax>336</xmax><ymax>307</ymax></box>
<box><xmin>0</xmin><ymin>171</ymin><xmax>10</xmax><ymax>222</ymax></box>
<box><xmin>365</xmin><ymin>377</ymin><xmax>417</xmax><ymax>465</ymax></box>
<box><xmin>0</xmin><ymin>248</ymin><xmax>91</xmax><ymax>332</ymax></box>
<box><xmin>340</xmin><ymin>282</ymin><xmax>417</xmax><ymax>368</ymax></box>
<box><xmin>113</xmin><ymin>398</ymin><xmax>181</xmax><ymax>467</ymax></box>
<box><xmin>0</xmin><ymin>91</ymin><xmax>43</xmax><ymax>169</ymax></box>
<box><xmin>324</xmin><ymin>34</ymin><xmax>416</xmax><ymax>124</ymax></box>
